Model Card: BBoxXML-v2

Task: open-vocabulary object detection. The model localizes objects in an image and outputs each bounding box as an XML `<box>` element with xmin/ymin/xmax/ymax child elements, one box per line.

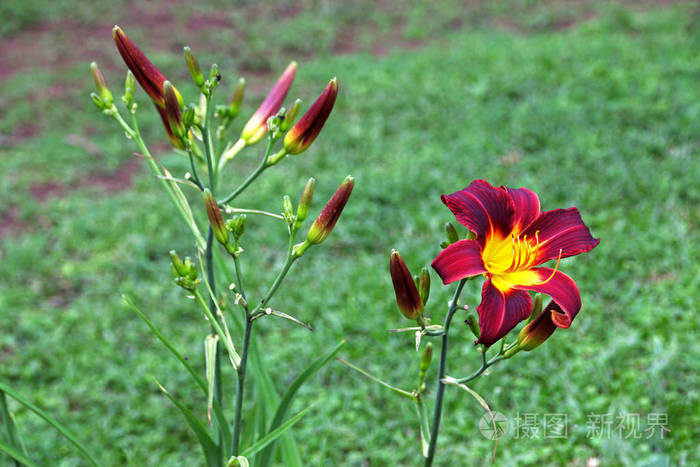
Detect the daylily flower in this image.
<box><xmin>239</xmin><ymin>61</ymin><xmax>297</xmax><ymax>144</ymax></box>
<box><xmin>431</xmin><ymin>179</ymin><xmax>599</xmax><ymax>347</ymax></box>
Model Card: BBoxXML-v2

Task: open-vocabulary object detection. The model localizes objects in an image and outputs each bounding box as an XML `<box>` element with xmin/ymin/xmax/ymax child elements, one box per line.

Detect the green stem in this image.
<box><xmin>455</xmin><ymin>354</ymin><xmax>507</xmax><ymax>384</ymax></box>
<box><xmin>0</xmin><ymin>390</ymin><xmax>21</xmax><ymax>467</ymax></box>
<box><xmin>218</xmin><ymin>138</ymin><xmax>275</xmax><ymax>205</ymax></box>
<box><xmin>231</xmin><ymin>233</ymin><xmax>297</xmax><ymax>454</ymax></box>
<box><xmin>223</xmin><ymin>208</ymin><xmax>284</xmax><ymax>220</ymax></box>
<box><xmin>202</xmin><ymin>96</ymin><xmax>218</xmax><ymax>191</ymax></box>
<box><xmin>111</xmin><ymin>109</ymin><xmax>205</xmax><ymax>248</ymax></box>
<box><xmin>232</xmin><ymin>316</ymin><xmax>252</xmax><ymax>456</ymax></box>
<box><xmin>424</xmin><ymin>278</ymin><xmax>467</xmax><ymax>467</ymax></box>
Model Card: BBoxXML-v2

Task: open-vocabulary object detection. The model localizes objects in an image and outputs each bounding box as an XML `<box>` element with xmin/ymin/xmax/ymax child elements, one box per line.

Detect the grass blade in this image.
<box><xmin>0</xmin><ymin>382</ymin><xmax>100</xmax><ymax>466</ymax></box>
<box><xmin>155</xmin><ymin>379</ymin><xmax>220</xmax><ymax>467</ymax></box>
<box><xmin>239</xmin><ymin>404</ymin><xmax>314</xmax><ymax>459</ymax></box>
<box><xmin>258</xmin><ymin>339</ymin><xmax>346</xmax><ymax>467</ymax></box>
<box><xmin>122</xmin><ymin>295</ymin><xmax>207</xmax><ymax>393</ymax></box>
<box><xmin>0</xmin><ymin>440</ymin><xmax>38</xmax><ymax>467</ymax></box>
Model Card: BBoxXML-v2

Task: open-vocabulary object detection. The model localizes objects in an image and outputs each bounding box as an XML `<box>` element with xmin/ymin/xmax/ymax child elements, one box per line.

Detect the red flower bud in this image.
<box><xmin>306</xmin><ymin>176</ymin><xmax>354</xmax><ymax>245</ymax></box>
<box><xmin>112</xmin><ymin>25</ymin><xmax>182</xmax><ymax>108</ymax></box>
<box><xmin>163</xmin><ymin>81</ymin><xmax>186</xmax><ymax>148</ymax></box>
<box><xmin>203</xmin><ymin>189</ymin><xmax>229</xmax><ymax>247</ymax></box>
<box><xmin>389</xmin><ymin>249</ymin><xmax>424</xmax><ymax>320</ymax></box>
<box><xmin>517</xmin><ymin>300</ymin><xmax>561</xmax><ymax>351</ymax></box>
<box><xmin>240</xmin><ymin>61</ymin><xmax>297</xmax><ymax>144</ymax></box>
<box><xmin>284</xmin><ymin>78</ymin><xmax>338</xmax><ymax>155</ymax></box>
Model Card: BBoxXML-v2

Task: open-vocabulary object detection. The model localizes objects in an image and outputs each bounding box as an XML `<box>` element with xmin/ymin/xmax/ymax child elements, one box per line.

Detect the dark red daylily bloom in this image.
<box><xmin>431</xmin><ymin>180</ymin><xmax>599</xmax><ymax>347</ymax></box>
<box><xmin>283</xmin><ymin>78</ymin><xmax>338</xmax><ymax>155</ymax></box>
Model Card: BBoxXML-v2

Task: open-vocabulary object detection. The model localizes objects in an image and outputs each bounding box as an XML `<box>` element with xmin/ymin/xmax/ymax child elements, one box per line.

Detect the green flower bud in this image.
<box><xmin>184</xmin><ymin>46</ymin><xmax>205</xmax><ymax>89</ymax></box>
<box><xmin>419</xmin><ymin>342</ymin><xmax>433</xmax><ymax>386</ymax></box>
<box><xmin>90</xmin><ymin>92</ymin><xmax>105</xmax><ymax>110</ymax></box>
<box><xmin>465</xmin><ymin>314</ymin><xmax>480</xmax><ymax>339</ymax></box>
<box><xmin>170</xmin><ymin>250</ymin><xmax>199</xmax><ymax>290</ymax></box>
<box><xmin>225</xmin><ymin>215</ymin><xmax>246</xmax><ymax>240</ymax></box>
<box><xmin>445</xmin><ymin>222</ymin><xmax>459</xmax><ymax>245</ymax></box>
<box><xmin>182</xmin><ymin>105</ymin><xmax>196</xmax><ymax>130</ymax></box>
<box><xmin>90</xmin><ymin>62</ymin><xmax>113</xmax><ymax>107</ymax></box>
<box><xmin>228</xmin><ymin>78</ymin><xmax>245</xmax><ymax>119</ymax></box>
<box><xmin>418</xmin><ymin>267</ymin><xmax>430</xmax><ymax>305</ymax></box>
<box><xmin>283</xmin><ymin>195</ymin><xmax>294</xmax><ymax>222</ymax></box>
<box><xmin>281</xmin><ymin>98</ymin><xmax>302</xmax><ymax>132</ymax></box>
<box><xmin>294</xmin><ymin>177</ymin><xmax>315</xmax><ymax>230</ymax></box>
<box><xmin>123</xmin><ymin>70</ymin><xmax>136</xmax><ymax>106</ymax></box>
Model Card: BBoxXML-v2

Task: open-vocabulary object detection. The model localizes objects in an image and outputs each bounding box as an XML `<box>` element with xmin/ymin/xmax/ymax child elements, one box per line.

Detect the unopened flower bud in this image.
<box><xmin>163</xmin><ymin>81</ymin><xmax>186</xmax><ymax>147</ymax></box>
<box><xmin>208</xmin><ymin>63</ymin><xmax>221</xmax><ymax>83</ymax></box>
<box><xmin>228</xmin><ymin>78</ymin><xmax>245</xmax><ymax>119</ymax></box>
<box><xmin>113</xmin><ymin>25</ymin><xmax>183</xmax><ymax>108</ymax></box>
<box><xmin>419</xmin><ymin>342</ymin><xmax>433</xmax><ymax>386</ymax></box>
<box><xmin>281</xmin><ymin>98</ymin><xmax>302</xmax><ymax>132</ymax></box>
<box><xmin>294</xmin><ymin>177</ymin><xmax>315</xmax><ymax>230</ymax></box>
<box><xmin>90</xmin><ymin>62</ymin><xmax>113</xmax><ymax>107</ymax></box>
<box><xmin>389</xmin><ymin>249</ymin><xmax>424</xmax><ymax>321</ymax></box>
<box><xmin>123</xmin><ymin>70</ymin><xmax>136</xmax><ymax>106</ymax></box>
<box><xmin>170</xmin><ymin>250</ymin><xmax>187</xmax><ymax>277</ymax></box>
<box><xmin>90</xmin><ymin>92</ymin><xmax>105</xmax><ymax>110</ymax></box>
<box><xmin>305</xmin><ymin>176</ymin><xmax>353</xmax><ymax>245</ymax></box>
<box><xmin>518</xmin><ymin>301</ymin><xmax>560</xmax><ymax>351</ymax></box>
<box><xmin>184</xmin><ymin>46</ymin><xmax>205</xmax><ymax>89</ymax></box>
<box><xmin>203</xmin><ymin>189</ymin><xmax>229</xmax><ymax>247</ymax></box>
<box><xmin>282</xmin><ymin>195</ymin><xmax>294</xmax><ymax>222</ymax></box>
<box><xmin>241</xmin><ymin>62</ymin><xmax>296</xmax><ymax>144</ymax></box>
<box><xmin>170</xmin><ymin>250</ymin><xmax>199</xmax><ymax>290</ymax></box>
<box><xmin>226</xmin><ymin>215</ymin><xmax>246</xmax><ymax>240</ymax></box>
<box><xmin>418</xmin><ymin>267</ymin><xmax>430</xmax><ymax>305</ymax></box>
<box><xmin>284</xmin><ymin>78</ymin><xmax>338</xmax><ymax>155</ymax></box>
<box><xmin>182</xmin><ymin>105</ymin><xmax>196</xmax><ymax>130</ymax></box>
<box><xmin>445</xmin><ymin>222</ymin><xmax>459</xmax><ymax>245</ymax></box>
<box><xmin>465</xmin><ymin>314</ymin><xmax>480</xmax><ymax>338</ymax></box>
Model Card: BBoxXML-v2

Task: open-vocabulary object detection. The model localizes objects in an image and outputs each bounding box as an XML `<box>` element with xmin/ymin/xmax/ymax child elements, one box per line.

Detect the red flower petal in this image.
<box><xmin>515</xmin><ymin>268</ymin><xmax>581</xmax><ymax>328</ymax></box>
<box><xmin>476</xmin><ymin>278</ymin><xmax>532</xmax><ymax>347</ymax></box>
<box><xmin>505</xmin><ymin>186</ymin><xmax>540</xmax><ymax>232</ymax></box>
<box><xmin>523</xmin><ymin>207</ymin><xmax>600</xmax><ymax>264</ymax></box>
<box><xmin>441</xmin><ymin>180</ymin><xmax>514</xmax><ymax>241</ymax></box>
<box><xmin>431</xmin><ymin>239</ymin><xmax>486</xmax><ymax>284</ymax></box>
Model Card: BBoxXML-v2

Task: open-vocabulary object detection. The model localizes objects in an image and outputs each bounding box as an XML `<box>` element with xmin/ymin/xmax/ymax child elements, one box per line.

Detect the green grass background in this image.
<box><xmin>1</xmin><ymin>1</ymin><xmax>699</xmax><ymax>465</ymax></box>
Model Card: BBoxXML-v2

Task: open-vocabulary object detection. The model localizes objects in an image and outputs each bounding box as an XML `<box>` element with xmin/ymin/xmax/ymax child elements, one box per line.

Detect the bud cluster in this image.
<box><xmin>170</xmin><ymin>250</ymin><xmax>199</xmax><ymax>291</ymax></box>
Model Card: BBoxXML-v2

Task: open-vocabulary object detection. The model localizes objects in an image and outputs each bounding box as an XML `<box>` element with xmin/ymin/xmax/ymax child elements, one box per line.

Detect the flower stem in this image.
<box><xmin>231</xmin><ymin>316</ymin><xmax>252</xmax><ymax>456</ymax></box>
<box><xmin>424</xmin><ymin>278</ymin><xmax>467</xmax><ymax>467</ymax></box>
<box><xmin>218</xmin><ymin>138</ymin><xmax>275</xmax><ymax>205</ymax></box>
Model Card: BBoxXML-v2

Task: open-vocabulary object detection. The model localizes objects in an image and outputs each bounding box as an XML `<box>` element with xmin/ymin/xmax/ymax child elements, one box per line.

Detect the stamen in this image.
<box><xmin>531</xmin><ymin>248</ymin><xmax>563</xmax><ymax>285</ymax></box>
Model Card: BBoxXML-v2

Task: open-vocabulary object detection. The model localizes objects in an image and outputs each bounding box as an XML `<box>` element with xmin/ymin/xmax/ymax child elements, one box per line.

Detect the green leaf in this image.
<box><xmin>122</xmin><ymin>295</ymin><xmax>207</xmax><ymax>393</ymax></box>
<box><xmin>239</xmin><ymin>404</ymin><xmax>314</xmax><ymax>459</ymax></box>
<box><xmin>258</xmin><ymin>339</ymin><xmax>346</xmax><ymax>467</ymax></box>
<box><xmin>155</xmin><ymin>379</ymin><xmax>220</xmax><ymax>467</ymax></box>
<box><xmin>0</xmin><ymin>440</ymin><xmax>38</xmax><ymax>467</ymax></box>
<box><xmin>0</xmin><ymin>382</ymin><xmax>100</xmax><ymax>466</ymax></box>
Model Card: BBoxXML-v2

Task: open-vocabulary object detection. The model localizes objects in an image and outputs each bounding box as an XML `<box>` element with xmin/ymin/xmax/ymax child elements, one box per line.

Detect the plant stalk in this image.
<box><xmin>424</xmin><ymin>278</ymin><xmax>467</xmax><ymax>467</ymax></box>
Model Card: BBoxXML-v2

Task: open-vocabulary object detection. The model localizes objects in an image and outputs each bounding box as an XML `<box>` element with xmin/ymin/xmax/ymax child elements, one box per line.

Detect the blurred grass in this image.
<box><xmin>1</xmin><ymin>1</ymin><xmax>700</xmax><ymax>466</ymax></box>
